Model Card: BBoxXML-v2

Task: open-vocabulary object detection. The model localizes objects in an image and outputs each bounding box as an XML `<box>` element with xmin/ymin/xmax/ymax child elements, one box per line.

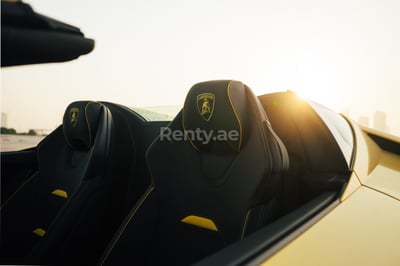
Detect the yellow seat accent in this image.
<box><xmin>51</xmin><ymin>189</ymin><xmax>68</xmax><ymax>199</ymax></box>
<box><xmin>227</xmin><ymin>80</ymin><xmax>243</xmax><ymax>152</ymax></box>
<box><xmin>32</xmin><ymin>228</ymin><xmax>46</xmax><ymax>237</ymax></box>
<box><xmin>181</xmin><ymin>215</ymin><xmax>218</xmax><ymax>232</ymax></box>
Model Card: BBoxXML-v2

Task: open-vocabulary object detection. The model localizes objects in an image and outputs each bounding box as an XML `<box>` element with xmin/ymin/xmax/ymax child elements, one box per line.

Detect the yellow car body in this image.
<box><xmin>2</xmin><ymin>1</ymin><xmax>400</xmax><ymax>265</ymax></box>
<box><xmin>262</xmin><ymin>122</ymin><xmax>400</xmax><ymax>266</ymax></box>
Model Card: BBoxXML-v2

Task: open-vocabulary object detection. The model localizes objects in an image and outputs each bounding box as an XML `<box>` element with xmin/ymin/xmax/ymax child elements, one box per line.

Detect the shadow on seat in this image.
<box><xmin>1</xmin><ymin>101</ymin><xmax>149</xmax><ymax>265</ymax></box>
<box><xmin>101</xmin><ymin>80</ymin><xmax>289</xmax><ymax>265</ymax></box>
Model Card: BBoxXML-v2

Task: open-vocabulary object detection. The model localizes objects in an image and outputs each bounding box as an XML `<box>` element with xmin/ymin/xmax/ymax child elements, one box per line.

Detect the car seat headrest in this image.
<box><xmin>182</xmin><ymin>80</ymin><xmax>248</xmax><ymax>154</ymax></box>
<box><xmin>63</xmin><ymin>101</ymin><xmax>103</xmax><ymax>151</ymax></box>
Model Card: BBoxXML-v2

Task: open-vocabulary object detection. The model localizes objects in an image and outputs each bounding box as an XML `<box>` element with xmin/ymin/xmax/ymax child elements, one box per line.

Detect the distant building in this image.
<box><xmin>373</xmin><ymin>111</ymin><xmax>388</xmax><ymax>132</ymax></box>
<box><xmin>1</xmin><ymin>113</ymin><xmax>8</xmax><ymax>128</ymax></box>
<box><xmin>358</xmin><ymin>116</ymin><xmax>369</xmax><ymax>127</ymax></box>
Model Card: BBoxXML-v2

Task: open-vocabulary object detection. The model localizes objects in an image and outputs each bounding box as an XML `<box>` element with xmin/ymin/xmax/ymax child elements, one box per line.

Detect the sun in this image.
<box><xmin>290</xmin><ymin>60</ymin><xmax>346</xmax><ymax>113</ymax></box>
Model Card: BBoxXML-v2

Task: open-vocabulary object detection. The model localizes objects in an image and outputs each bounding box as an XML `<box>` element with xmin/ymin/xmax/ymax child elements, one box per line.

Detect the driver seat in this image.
<box><xmin>101</xmin><ymin>80</ymin><xmax>289</xmax><ymax>265</ymax></box>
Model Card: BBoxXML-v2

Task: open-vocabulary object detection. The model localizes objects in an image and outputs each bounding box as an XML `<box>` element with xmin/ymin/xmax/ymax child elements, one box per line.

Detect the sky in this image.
<box><xmin>1</xmin><ymin>0</ymin><xmax>399</xmax><ymax>136</ymax></box>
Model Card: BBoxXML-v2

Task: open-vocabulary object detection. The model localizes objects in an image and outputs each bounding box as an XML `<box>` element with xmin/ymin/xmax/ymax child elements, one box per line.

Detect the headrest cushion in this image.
<box><xmin>182</xmin><ymin>80</ymin><xmax>248</xmax><ymax>153</ymax></box>
<box><xmin>63</xmin><ymin>101</ymin><xmax>103</xmax><ymax>150</ymax></box>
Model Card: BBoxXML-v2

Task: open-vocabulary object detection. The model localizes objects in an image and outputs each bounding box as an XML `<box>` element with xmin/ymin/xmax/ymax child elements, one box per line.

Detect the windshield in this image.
<box><xmin>1</xmin><ymin>0</ymin><xmax>399</xmax><ymax>150</ymax></box>
<box><xmin>130</xmin><ymin>105</ymin><xmax>181</xmax><ymax>121</ymax></box>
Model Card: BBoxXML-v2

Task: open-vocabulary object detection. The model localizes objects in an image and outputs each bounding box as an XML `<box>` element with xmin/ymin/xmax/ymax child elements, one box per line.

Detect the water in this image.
<box><xmin>0</xmin><ymin>134</ymin><xmax>45</xmax><ymax>152</ymax></box>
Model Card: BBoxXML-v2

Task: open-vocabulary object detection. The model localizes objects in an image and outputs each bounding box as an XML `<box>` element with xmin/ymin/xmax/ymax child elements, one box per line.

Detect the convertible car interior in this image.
<box><xmin>0</xmin><ymin>80</ymin><xmax>352</xmax><ymax>265</ymax></box>
<box><xmin>0</xmin><ymin>101</ymin><xmax>166</xmax><ymax>264</ymax></box>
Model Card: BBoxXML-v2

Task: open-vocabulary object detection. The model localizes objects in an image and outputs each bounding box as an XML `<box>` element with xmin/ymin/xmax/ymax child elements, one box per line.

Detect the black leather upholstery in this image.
<box><xmin>63</xmin><ymin>101</ymin><xmax>103</xmax><ymax>151</ymax></box>
<box><xmin>1</xmin><ymin>101</ymin><xmax>107</xmax><ymax>264</ymax></box>
<box><xmin>0</xmin><ymin>101</ymin><xmax>150</xmax><ymax>265</ymax></box>
<box><xmin>101</xmin><ymin>80</ymin><xmax>289</xmax><ymax>265</ymax></box>
<box><xmin>182</xmin><ymin>80</ymin><xmax>248</xmax><ymax>153</ymax></box>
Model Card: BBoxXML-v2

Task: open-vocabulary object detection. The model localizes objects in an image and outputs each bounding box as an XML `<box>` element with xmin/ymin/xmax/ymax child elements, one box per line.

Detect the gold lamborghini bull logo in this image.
<box><xmin>197</xmin><ymin>93</ymin><xmax>215</xmax><ymax>122</ymax></box>
<box><xmin>69</xmin><ymin>107</ymin><xmax>79</xmax><ymax>127</ymax></box>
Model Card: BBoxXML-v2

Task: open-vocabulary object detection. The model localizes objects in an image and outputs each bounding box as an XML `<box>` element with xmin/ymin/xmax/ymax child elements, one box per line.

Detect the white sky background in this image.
<box><xmin>1</xmin><ymin>0</ymin><xmax>399</xmax><ymax>136</ymax></box>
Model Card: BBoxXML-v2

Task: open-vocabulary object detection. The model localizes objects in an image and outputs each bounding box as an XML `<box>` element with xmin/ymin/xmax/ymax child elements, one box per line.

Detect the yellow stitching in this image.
<box><xmin>185</xmin><ymin>129</ymin><xmax>200</xmax><ymax>152</ymax></box>
<box><xmin>1</xmin><ymin>171</ymin><xmax>39</xmax><ymax>210</ymax></box>
<box><xmin>246</xmin><ymin>88</ymin><xmax>271</xmax><ymax>161</ymax></box>
<box><xmin>101</xmin><ymin>138</ymin><xmax>164</xmax><ymax>264</ymax></box>
<box><xmin>100</xmin><ymin>186</ymin><xmax>154</xmax><ymax>265</ymax></box>
<box><xmin>241</xmin><ymin>209</ymin><xmax>252</xmax><ymax>239</ymax></box>
<box><xmin>227</xmin><ymin>80</ymin><xmax>243</xmax><ymax>152</ymax></box>
<box><xmin>84</xmin><ymin>101</ymin><xmax>99</xmax><ymax>147</ymax></box>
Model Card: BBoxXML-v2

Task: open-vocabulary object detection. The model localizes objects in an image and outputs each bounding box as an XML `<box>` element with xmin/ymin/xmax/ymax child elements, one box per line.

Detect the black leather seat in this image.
<box><xmin>101</xmin><ymin>80</ymin><xmax>289</xmax><ymax>265</ymax></box>
<box><xmin>1</xmin><ymin>101</ymin><xmax>148</xmax><ymax>265</ymax></box>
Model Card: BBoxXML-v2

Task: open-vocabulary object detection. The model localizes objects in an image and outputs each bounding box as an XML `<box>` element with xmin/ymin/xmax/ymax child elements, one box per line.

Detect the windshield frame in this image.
<box><xmin>308</xmin><ymin>101</ymin><xmax>355</xmax><ymax>169</ymax></box>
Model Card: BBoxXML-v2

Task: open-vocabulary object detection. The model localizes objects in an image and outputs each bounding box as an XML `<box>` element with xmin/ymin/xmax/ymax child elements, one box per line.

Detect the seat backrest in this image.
<box><xmin>1</xmin><ymin>101</ymin><xmax>109</xmax><ymax>263</ymax></box>
<box><xmin>1</xmin><ymin>101</ymin><xmax>150</xmax><ymax>265</ymax></box>
<box><xmin>27</xmin><ymin>101</ymin><xmax>154</xmax><ymax>265</ymax></box>
<box><xmin>101</xmin><ymin>80</ymin><xmax>289</xmax><ymax>265</ymax></box>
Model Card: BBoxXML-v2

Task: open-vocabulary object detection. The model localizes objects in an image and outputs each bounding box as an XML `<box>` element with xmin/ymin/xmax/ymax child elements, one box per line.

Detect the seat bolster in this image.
<box><xmin>101</xmin><ymin>186</ymin><xmax>157</xmax><ymax>265</ymax></box>
<box><xmin>85</xmin><ymin>106</ymin><xmax>113</xmax><ymax>179</ymax></box>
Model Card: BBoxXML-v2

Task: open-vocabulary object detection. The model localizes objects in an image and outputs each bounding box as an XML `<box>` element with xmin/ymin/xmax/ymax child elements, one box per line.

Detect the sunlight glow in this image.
<box><xmin>1</xmin><ymin>0</ymin><xmax>399</xmax><ymax>136</ymax></box>
<box><xmin>293</xmin><ymin>57</ymin><xmax>346</xmax><ymax>112</ymax></box>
